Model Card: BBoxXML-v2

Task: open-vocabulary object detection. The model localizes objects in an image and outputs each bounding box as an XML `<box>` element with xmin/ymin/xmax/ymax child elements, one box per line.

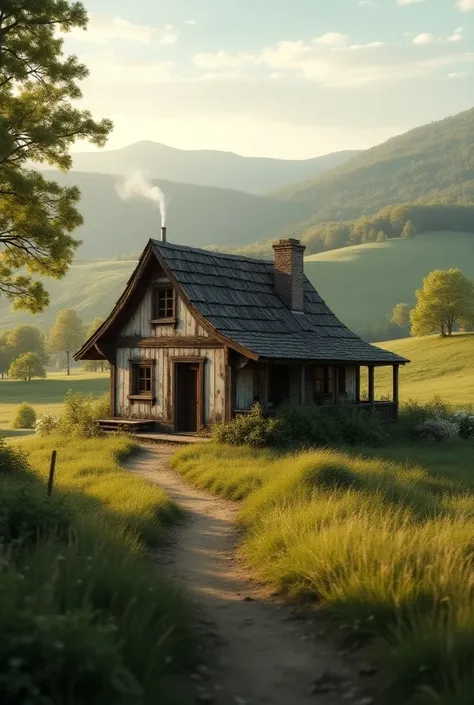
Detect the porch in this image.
<box><xmin>232</xmin><ymin>360</ymin><xmax>400</xmax><ymax>423</ymax></box>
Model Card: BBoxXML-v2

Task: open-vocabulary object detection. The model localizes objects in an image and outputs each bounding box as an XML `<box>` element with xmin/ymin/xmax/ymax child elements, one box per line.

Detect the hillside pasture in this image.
<box><xmin>0</xmin><ymin>370</ymin><xmax>109</xmax><ymax>436</ymax></box>
<box><xmin>375</xmin><ymin>333</ymin><xmax>474</xmax><ymax>406</ymax></box>
<box><xmin>305</xmin><ymin>231</ymin><xmax>474</xmax><ymax>333</ymax></box>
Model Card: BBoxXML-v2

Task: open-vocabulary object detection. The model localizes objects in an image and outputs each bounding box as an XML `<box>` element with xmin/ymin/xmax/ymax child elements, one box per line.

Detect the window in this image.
<box><xmin>314</xmin><ymin>366</ymin><xmax>333</xmax><ymax>397</ymax></box>
<box><xmin>153</xmin><ymin>287</ymin><xmax>175</xmax><ymax>322</ymax></box>
<box><xmin>129</xmin><ymin>360</ymin><xmax>155</xmax><ymax>400</ymax></box>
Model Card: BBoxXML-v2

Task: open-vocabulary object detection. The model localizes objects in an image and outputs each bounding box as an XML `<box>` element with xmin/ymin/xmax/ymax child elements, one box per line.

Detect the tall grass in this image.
<box><xmin>0</xmin><ymin>435</ymin><xmax>195</xmax><ymax>705</ymax></box>
<box><xmin>172</xmin><ymin>442</ymin><xmax>474</xmax><ymax>704</ymax></box>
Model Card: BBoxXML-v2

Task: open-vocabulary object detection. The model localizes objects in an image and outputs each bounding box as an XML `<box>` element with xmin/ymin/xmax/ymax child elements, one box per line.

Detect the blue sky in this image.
<box><xmin>68</xmin><ymin>0</ymin><xmax>474</xmax><ymax>158</ymax></box>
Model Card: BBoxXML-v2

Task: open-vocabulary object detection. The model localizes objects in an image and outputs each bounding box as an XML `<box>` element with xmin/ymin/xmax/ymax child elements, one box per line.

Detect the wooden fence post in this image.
<box><xmin>47</xmin><ymin>450</ymin><xmax>57</xmax><ymax>497</ymax></box>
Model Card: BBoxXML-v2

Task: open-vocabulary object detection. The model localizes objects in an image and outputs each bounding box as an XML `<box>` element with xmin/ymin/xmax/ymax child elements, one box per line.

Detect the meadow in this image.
<box><xmin>305</xmin><ymin>231</ymin><xmax>474</xmax><ymax>332</ymax></box>
<box><xmin>172</xmin><ymin>440</ymin><xmax>474</xmax><ymax>705</ymax></box>
<box><xmin>376</xmin><ymin>333</ymin><xmax>474</xmax><ymax>406</ymax></box>
<box><xmin>0</xmin><ymin>433</ymin><xmax>195</xmax><ymax>704</ymax></box>
<box><xmin>0</xmin><ymin>370</ymin><xmax>109</xmax><ymax>436</ymax></box>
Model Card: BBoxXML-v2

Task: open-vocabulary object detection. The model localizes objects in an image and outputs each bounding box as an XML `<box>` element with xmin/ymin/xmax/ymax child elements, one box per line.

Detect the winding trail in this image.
<box><xmin>125</xmin><ymin>445</ymin><xmax>373</xmax><ymax>705</ymax></box>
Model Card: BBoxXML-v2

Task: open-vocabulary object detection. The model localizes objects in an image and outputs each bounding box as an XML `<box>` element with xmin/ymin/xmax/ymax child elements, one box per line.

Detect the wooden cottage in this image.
<box><xmin>75</xmin><ymin>235</ymin><xmax>408</xmax><ymax>433</ymax></box>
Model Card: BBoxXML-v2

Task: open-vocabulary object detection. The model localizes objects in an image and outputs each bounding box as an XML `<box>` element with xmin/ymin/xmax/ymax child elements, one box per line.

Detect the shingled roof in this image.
<box><xmin>150</xmin><ymin>240</ymin><xmax>407</xmax><ymax>365</ymax></box>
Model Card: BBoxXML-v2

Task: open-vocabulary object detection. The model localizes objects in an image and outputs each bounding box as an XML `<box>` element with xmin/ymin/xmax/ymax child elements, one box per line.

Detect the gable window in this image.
<box><xmin>152</xmin><ymin>286</ymin><xmax>175</xmax><ymax>323</ymax></box>
<box><xmin>129</xmin><ymin>360</ymin><xmax>155</xmax><ymax>401</ymax></box>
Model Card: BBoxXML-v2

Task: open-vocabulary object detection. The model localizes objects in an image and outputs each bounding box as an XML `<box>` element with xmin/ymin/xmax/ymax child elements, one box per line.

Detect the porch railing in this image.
<box><xmin>234</xmin><ymin>401</ymin><xmax>398</xmax><ymax>424</ymax></box>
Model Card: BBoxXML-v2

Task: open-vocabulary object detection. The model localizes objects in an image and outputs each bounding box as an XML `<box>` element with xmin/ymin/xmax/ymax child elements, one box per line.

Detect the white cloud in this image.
<box><xmin>448</xmin><ymin>70</ymin><xmax>469</xmax><ymax>77</ymax></box>
<box><xmin>69</xmin><ymin>13</ymin><xmax>179</xmax><ymax>45</ymax></box>
<box><xmin>397</xmin><ymin>0</ymin><xmax>430</xmax><ymax>5</ymax></box>
<box><xmin>312</xmin><ymin>32</ymin><xmax>349</xmax><ymax>47</ymax></box>
<box><xmin>185</xmin><ymin>20</ymin><xmax>197</xmax><ymax>25</ymax></box>
<box><xmin>457</xmin><ymin>0</ymin><xmax>474</xmax><ymax>11</ymax></box>
<box><xmin>357</xmin><ymin>1</ymin><xmax>380</xmax><ymax>7</ymax></box>
<box><xmin>413</xmin><ymin>27</ymin><xmax>464</xmax><ymax>45</ymax></box>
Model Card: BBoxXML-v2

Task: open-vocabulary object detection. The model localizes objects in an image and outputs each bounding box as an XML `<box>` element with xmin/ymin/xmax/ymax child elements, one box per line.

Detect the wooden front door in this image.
<box><xmin>175</xmin><ymin>363</ymin><xmax>199</xmax><ymax>432</ymax></box>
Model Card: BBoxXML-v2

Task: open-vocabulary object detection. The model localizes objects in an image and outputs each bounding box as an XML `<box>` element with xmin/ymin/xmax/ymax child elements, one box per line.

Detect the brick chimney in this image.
<box><xmin>272</xmin><ymin>238</ymin><xmax>306</xmax><ymax>312</ymax></box>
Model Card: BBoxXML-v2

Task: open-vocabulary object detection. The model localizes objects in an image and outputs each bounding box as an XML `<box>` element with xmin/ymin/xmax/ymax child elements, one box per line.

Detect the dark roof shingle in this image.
<box><xmin>152</xmin><ymin>240</ymin><xmax>407</xmax><ymax>364</ymax></box>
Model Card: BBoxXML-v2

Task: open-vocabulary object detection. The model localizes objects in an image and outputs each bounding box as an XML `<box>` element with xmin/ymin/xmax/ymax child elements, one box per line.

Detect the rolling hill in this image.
<box><xmin>3</xmin><ymin>231</ymin><xmax>473</xmax><ymax>335</ymax></box>
<box><xmin>374</xmin><ymin>334</ymin><xmax>474</xmax><ymax>407</ymax></box>
<box><xmin>70</xmin><ymin>141</ymin><xmax>360</xmax><ymax>195</ymax></box>
<box><xmin>276</xmin><ymin>107</ymin><xmax>474</xmax><ymax>235</ymax></box>
<box><xmin>304</xmin><ymin>232</ymin><xmax>474</xmax><ymax>334</ymax></box>
<box><xmin>40</xmin><ymin>171</ymin><xmax>313</xmax><ymax>259</ymax></box>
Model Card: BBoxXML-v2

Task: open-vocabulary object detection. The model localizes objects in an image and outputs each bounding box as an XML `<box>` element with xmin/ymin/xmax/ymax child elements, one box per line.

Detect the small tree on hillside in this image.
<box><xmin>84</xmin><ymin>317</ymin><xmax>108</xmax><ymax>372</ymax></box>
<box><xmin>6</xmin><ymin>325</ymin><xmax>48</xmax><ymax>365</ymax></box>
<box><xmin>410</xmin><ymin>269</ymin><xmax>474</xmax><ymax>337</ymax></box>
<box><xmin>9</xmin><ymin>353</ymin><xmax>46</xmax><ymax>381</ymax></box>
<box><xmin>376</xmin><ymin>231</ymin><xmax>388</xmax><ymax>242</ymax></box>
<box><xmin>401</xmin><ymin>220</ymin><xmax>416</xmax><ymax>239</ymax></box>
<box><xmin>48</xmin><ymin>309</ymin><xmax>85</xmax><ymax>375</ymax></box>
<box><xmin>391</xmin><ymin>303</ymin><xmax>410</xmax><ymax>330</ymax></box>
<box><xmin>0</xmin><ymin>332</ymin><xmax>14</xmax><ymax>379</ymax></box>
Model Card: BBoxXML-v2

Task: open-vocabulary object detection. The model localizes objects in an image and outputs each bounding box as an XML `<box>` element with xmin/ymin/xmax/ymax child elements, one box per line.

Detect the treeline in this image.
<box><xmin>0</xmin><ymin>314</ymin><xmax>107</xmax><ymax>380</ymax></box>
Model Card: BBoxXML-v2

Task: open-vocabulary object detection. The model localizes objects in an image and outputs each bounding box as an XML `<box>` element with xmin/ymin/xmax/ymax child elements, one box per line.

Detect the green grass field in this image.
<box><xmin>0</xmin><ymin>370</ymin><xmax>109</xmax><ymax>436</ymax></box>
<box><xmin>172</xmin><ymin>440</ymin><xmax>474</xmax><ymax>704</ymax></box>
<box><xmin>375</xmin><ymin>333</ymin><xmax>474</xmax><ymax>406</ymax></box>
<box><xmin>305</xmin><ymin>231</ymin><xmax>474</xmax><ymax>332</ymax></box>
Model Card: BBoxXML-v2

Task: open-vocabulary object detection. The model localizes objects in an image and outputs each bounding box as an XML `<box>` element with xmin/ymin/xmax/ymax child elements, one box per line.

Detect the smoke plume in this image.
<box><xmin>116</xmin><ymin>170</ymin><xmax>167</xmax><ymax>228</ymax></box>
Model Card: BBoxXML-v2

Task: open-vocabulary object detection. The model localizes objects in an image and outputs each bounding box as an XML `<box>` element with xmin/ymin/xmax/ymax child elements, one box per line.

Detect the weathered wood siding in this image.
<box><xmin>121</xmin><ymin>281</ymin><xmax>209</xmax><ymax>338</ymax></box>
<box><xmin>115</xmin><ymin>346</ymin><xmax>226</xmax><ymax>426</ymax></box>
<box><xmin>235</xmin><ymin>367</ymin><xmax>254</xmax><ymax>410</ymax></box>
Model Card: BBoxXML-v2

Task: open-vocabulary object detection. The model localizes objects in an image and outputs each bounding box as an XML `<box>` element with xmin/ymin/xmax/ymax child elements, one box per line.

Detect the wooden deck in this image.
<box><xmin>133</xmin><ymin>432</ymin><xmax>210</xmax><ymax>445</ymax></box>
<box><xmin>98</xmin><ymin>419</ymin><xmax>210</xmax><ymax>444</ymax></box>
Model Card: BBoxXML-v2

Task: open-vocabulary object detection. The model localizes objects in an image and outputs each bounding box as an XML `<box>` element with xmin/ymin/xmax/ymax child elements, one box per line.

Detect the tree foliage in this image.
<box><xmin>391</xmin><ymin>303</ymin><xmax>410</xmax><ymax>330</ymax></box>
<box><xmin>0</xmin><ymin>0</ymin><xmax>112</xmax><ymax>312</ymax></box>
<box><xmin>8</xmin><ymin>351</ymin><xmax>46</xmax><ymax>381</ymax></box>
<box><xmin>410</xmin><ymin>269</ymin><xmax>474</xmax><ymax>337</ymax></box>
<box><xmin>48</xmin><ymin>308</ymin><xmax>84</xmax><ymax>375</ymax></box>
<box><xmin>401</xmin><ymin>220</ymin><xmax>416</xmax><ymax>239</ymax></box>
<box><xmin>5</xmin><ymin>324</ymin><xmax>48</xmax><ymax>363</ymax></box>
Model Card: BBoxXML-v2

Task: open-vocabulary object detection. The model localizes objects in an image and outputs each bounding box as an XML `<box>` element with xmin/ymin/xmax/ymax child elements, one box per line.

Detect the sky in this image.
<box><xmin>66</xmin><ymin>0</ymin><xmax>474</xmax><ymax>159</ymax></box>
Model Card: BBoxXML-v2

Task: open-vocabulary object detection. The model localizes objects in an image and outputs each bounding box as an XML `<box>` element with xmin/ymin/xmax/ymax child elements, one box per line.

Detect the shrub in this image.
<box><xmin>8</xmin><ymin>352</ymin><xmax>46</xmax><ymax>381</ymax></box>
<box><xmin>35</xmin><ymin>413</ymin><xmax>60</xmax><ymax>437</ymax></box>
<box><xmin>57</xmin><ymin>391</ymin><xmax>102</xmax><ymax>439</ymax></box>
<box><xmin>416</xmin><ymin>417</ymin><xmax>459</xmax><ymax>443</ymax></box>
<box><xmin>212</xmin><ymin>404</ymin><xmax>278</xmax><ymax>447</ymax></box>
<box><xmin>0</xmin><ymin>481</ymin><xmax>72</xmax><ymax>544</ymax></box>
<box><xmin>396</xmin><ymin>396</ymin><xmax>453</xmax><ymax>439</ymax></box>
<box><xmin>11</xmin><ymin>403</ymin><xmax>36</xmax><ymax>430</ymax></box>
<box><xmin>453</xmin><ymin>410</ymin><xmax>474</xmax><ymax>439</ymax></box>
<box><xmin>0</xmin><ymin>438</ymin><xmax>29</xmax><ymax>477</ymax></box>
<box><xmin>90</xmin><ymin>393</ymin><xmax>111</xmax><ymax>420</ymax></box>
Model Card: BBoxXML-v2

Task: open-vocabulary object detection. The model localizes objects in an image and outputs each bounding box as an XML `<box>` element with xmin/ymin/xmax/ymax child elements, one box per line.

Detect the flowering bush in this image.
<box><xmin>453</xmin><ymin>410</ymin><xmax>474</xmax><ymax>439</ymax></box>
<box><xmin>35</xmin><ymin>414</ymin><xmax>60</xmax><ymax>437</ymax></box>
<box><xmin>416</xmin><ymin>417</ymin><xmax>460</xmax><ymax>443</ymax></box>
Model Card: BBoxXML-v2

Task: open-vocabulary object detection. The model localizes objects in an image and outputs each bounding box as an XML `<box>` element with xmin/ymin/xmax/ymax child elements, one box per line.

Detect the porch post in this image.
<box><xmin>392</xmin><ymin>364</ymin><xmax>399</xmax><ymax>419</ymax></box>
<box><xmin>333</xmin><ymin>364</ymin><xmax>339</xmax><ymax>405</ymax></box>
<box><xmin>355</xmin><ymin>366</ymin><xmax>361</xmax><ymax>404</ymax></box>
<box><xmin>368</xmin><ymin>366</ymin><xmax>375</xmax><ymax>406</ymax></box>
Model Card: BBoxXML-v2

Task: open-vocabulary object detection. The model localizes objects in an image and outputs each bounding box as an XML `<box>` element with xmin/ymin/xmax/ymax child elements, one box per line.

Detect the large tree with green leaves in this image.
<box><xmin>0</xmin><ymin>1</ymin><xmax>112</xmax><ymax>312</ymax></box>
<box><xmin>8</xmin><ymin>351</ymin><xmax>46</xmax><ymax>381</ymax></box>
<box><xmin>410</xmin><ymin>269</ymin><xmax>474</xmax><ymax>337</ymax></box>
<box><xmin>6</xmin><ymin>324</ymin><xmax>48</xmax><ymax>363</ymax></box>
<box><xmin>48</xmin><ymin>307</ymin><xmax>84</xmax><ymax>374</ymax></box>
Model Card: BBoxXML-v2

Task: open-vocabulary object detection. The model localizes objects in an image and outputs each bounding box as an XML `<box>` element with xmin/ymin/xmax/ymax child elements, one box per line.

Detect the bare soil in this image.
<box><xmin>126</xmin><ymin>445</ymin><xmax>375</xmax><ymax>705</ymax></box>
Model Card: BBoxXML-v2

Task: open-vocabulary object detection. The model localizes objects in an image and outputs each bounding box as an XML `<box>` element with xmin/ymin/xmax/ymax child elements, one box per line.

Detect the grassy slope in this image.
<box><xmin>375</xmin><ymin>334</ymin><xmax>474</xmax><ymax>406</ymax></box>
<box><xmin>305</xmin><ymin>231</ymin><xmax>474</xmax><ymax>331</ymax></box>
<box><xmin>172</xmin><ymin>441</ymin><xmax>474</xmax><ymax>704</ymax></box>
<box><xmin>2</xmin><ymin>435</ymin><xmax>195</xmax><ymax>704</ymax></box>
<box><xmin>0</xmin><ymin>371</ymin><xmax>109</xmax><ymax>436</ymax></box>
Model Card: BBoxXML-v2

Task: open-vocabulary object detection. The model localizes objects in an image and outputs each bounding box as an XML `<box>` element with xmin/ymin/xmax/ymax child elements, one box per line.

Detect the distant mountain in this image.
<box><xmin>40</xmin><ymin>171</ymin><xmax>313</xmax><ymax>259</ymax></box>
<box><xmin>70</xmin><ymin>141</ymin><xmax>360</xmax><ymax>194</ymax></box>
<box><xmin>275</xmin><ymin>107</ymin><xmax>474</xmax><ymax>235</ymax></box>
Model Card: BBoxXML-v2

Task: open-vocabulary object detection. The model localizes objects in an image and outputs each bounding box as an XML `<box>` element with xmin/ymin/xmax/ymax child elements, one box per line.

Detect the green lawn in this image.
<box><xmin>374</xmin><ymin>333</ymin><xmax>474</xmax><ymax>406</ymax></box>
<box><xmin>0</xmin><ymin>370</ymin><xmax>109</xmax><ymax>436</ymax></box>
<box><xmin>172</xmin><ymin>440</ymin><xmax>474</xmax><ymax>705</ymax></box>
<box><xmin>305</xmin><ymin>231</ymin><xmax>474</xmax><ymax>332</ymax></box>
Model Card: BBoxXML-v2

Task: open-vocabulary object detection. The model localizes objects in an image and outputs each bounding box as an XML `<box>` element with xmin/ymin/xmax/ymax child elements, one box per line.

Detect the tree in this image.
<box><xmin>9</xmin><ymin>352</ymin><xmax>46</xmax><ymax>381</ymax></box>
<box><xmin>391</xmin><ymin>303</ymin><xmax>410</xmax><ymax>329</ymax></box>
<box><xmin>0</xmin><ymin>331</ymin><xmax>13</xmax><ymax>378</ymax></box>
<box><xmin>83</xmin><ymin>317</ymin><xmax>109</xmax><ymax>372</ymax></box>
<box><xmin>410</xmin><ymin>269</ymin><xmax>474</xmax><ymax>337</ymax></box>
<box><xmin>6</xmin><ymin>325</ymin><xmax>48</xmax><ymax>364</ymax></box>
<box><xmin>0</xmin><ymin>1</ymin><xmax>112</xmax><ymax>313</ymax></box>
<box><xmin>48</xmin><ymin>308</ymin><xmax>84</xmax><ymax>375</ymax></box>
<box><xmin>376</xmin><ymin>231</ymin><xmax>388</xmax><ymax>242</ymax></box>
<box><xmin>401</xmin><ymin>220</ymin><xmax>416</xmax><ymax>239</ymax></box>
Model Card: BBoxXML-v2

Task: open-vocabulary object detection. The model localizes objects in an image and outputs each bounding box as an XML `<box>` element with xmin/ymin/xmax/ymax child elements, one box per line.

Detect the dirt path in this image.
<box><xmin>126</xmin><ymin>446</ymin><xmax>373</xmax><ymax>705</ymax></box>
